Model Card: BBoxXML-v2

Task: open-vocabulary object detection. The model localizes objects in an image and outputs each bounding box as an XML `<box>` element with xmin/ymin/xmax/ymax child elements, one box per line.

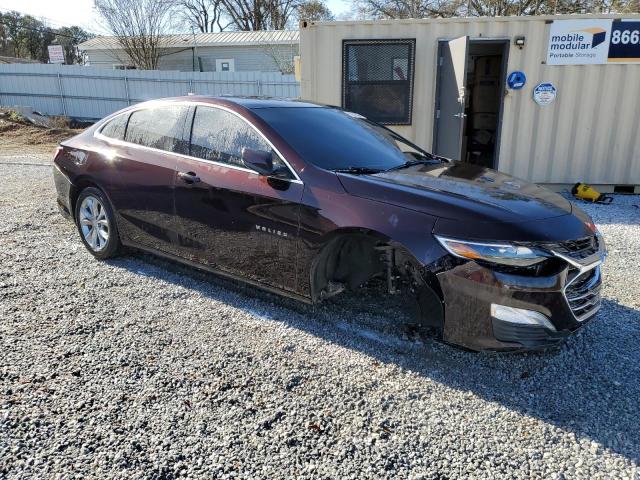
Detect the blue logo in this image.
<box><xmin>507</xmin><ymin>71</ymin><xmax>526</xmax><ymax>90</ymax></box>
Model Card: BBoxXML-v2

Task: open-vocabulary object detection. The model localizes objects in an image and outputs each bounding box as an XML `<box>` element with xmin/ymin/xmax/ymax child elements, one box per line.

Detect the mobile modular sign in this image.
<box><xmin>547</xmin><ymin>19</ymin><xmax>640</xmax><ymax>65</ymax></box>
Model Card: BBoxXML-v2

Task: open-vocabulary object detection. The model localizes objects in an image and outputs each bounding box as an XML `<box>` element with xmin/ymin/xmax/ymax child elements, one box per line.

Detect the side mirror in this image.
<box><xmin>242</xmin><ymin>148</ymin><xmax>274</xmax><ymax>176</ymax></box>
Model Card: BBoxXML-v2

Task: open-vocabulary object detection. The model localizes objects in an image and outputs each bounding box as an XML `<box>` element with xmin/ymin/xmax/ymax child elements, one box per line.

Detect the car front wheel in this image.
<box><xmin>74</xmin><ymin>187</ymin><xmax>121</xmax><ymax>259</ymax></box>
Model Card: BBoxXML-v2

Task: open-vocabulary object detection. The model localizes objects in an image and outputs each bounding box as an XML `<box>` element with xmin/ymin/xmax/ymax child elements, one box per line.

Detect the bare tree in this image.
<box><xmin>267</xmin><ymin>0</ymin><xmax>302</xmax><ymax>28</ymax></box>
<box><xmin>466</xmin><ymin>0</ymin><xmax>638</xmax><ymax>16</ymax></box>
<box><xmin>352</xmin><ymin>0</ymin><xmax>462</xmax><ymax>19</ymax></box>
<box><xmin>94</xmin><ymin>0</ymin><xmax>173</xmax><ymax>70</ymax></box>
<box><xmin>172</xmin><ymin>0</ymin><xmax>232</xmax><ymax>32</ymax></box>
<box><xmin>220</xmin><ymin>0</ymin><xmax>302</xmax><ymax>30</ymax></box>
<box><xmin>262</xmin><ymin>42</ymin><xmax>297</xmax><ymax>72</ymax></box>
<box><xmin>352</xmin><ymin>0</ymin><xmax>638</xmax><ymax>18</ymax></box>
<box><xmin>219</xmin><ymin>0</ymin><xmax>264</xmax><ymax>29</ymax></box>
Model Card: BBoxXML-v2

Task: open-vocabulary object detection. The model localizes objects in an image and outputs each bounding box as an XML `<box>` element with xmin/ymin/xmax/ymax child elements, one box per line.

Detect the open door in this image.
<box><xmin>434</xmin><ymin>36</ymin><xmax>469</xmax><ymax>161</ymax></box>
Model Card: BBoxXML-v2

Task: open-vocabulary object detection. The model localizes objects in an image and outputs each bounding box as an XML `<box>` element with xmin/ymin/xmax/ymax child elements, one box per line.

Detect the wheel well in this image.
<box><xmin>310</xmin><ymin>231</ymin><xmax>445</xmax><ymax>333</ymax></box>
<box><xmin>69</xmin><ymin>179</ymin><xmax>100</xmax><ymax>220</ymax></box>
<box><xmin>311</xmin><ymin>232</ymin><xmax>385</xmax><ymax>301</ymax></box>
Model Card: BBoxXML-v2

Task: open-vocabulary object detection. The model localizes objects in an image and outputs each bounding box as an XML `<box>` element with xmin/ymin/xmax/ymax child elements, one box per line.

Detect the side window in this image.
<box><xmin>100</xmin><ymin>113</ymin><xmax>129</xmax><ymax>140</ymax></box>
<box><xmin>125</xmin><ymin>105</ymin><xmax>189</xmax><ymax>154</ymax></box>
<box><xmin>190</xmin><ymin>106</ymin><xmax>293</xmax><ymax>178</ymax></box>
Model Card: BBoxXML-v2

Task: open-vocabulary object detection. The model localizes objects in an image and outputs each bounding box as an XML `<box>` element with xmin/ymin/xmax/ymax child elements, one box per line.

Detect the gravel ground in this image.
<box><xmin>1</xmin><ymin>153</ymin><xmax>639</xmax><ymax>479</ymax></box>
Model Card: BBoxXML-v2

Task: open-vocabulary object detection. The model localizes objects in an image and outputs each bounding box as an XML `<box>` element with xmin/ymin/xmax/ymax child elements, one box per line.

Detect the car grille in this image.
<box><xmin>565</xmin><ymin>266</ymin><xmax>602</xmax><ymax>321</ymax></box>
<box><xmin>546</xmin><ymin>236</ymin><xmax>599</xmax><ymax>260</ymax></box>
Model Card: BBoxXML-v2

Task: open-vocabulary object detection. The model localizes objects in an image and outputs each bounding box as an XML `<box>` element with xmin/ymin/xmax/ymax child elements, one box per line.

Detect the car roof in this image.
<box><xmin>168</xmin><ymin>95</ymin><xmax>327</xmax><ymax>110</ymax></box>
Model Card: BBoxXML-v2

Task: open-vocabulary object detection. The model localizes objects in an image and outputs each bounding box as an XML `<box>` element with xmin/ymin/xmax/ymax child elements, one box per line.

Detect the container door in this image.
<box><xmin>434</xmin><ymin>36</ymin><xmax>469</xmax><ymax>161</ymax></box>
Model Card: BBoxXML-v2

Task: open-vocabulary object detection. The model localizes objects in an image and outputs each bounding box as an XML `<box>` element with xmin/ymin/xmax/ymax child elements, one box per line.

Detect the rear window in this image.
<box><xmin>100</xmin><ymin>113</ymin><xmax>129</xmax><ymax>140</ymax></box>
<box><xmin>125</xmin><ymin>105</ymin><xmax>189</xmax><ymax>153</ymax></box>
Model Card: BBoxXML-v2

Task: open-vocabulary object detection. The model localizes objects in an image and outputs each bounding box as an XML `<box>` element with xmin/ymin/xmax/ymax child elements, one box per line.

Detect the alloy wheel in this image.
<box><xmin>79</xmin><ymin>196</ymin><xmax>109</xmax><ymax>252</ymax></box>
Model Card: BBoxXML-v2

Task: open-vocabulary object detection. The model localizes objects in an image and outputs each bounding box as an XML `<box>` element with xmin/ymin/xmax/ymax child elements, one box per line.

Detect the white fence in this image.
<box><xmin>0</xmin><ymin>64</ymin><xmax>300</xmax><ymax>120</ymax></box>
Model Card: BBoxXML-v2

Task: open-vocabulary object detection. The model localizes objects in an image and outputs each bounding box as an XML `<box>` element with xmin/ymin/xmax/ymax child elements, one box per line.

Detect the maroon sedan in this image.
<box><xmin>53</xmin><ymin>96</ymin><xmax>605</xmax><ymax>351</ymax></box>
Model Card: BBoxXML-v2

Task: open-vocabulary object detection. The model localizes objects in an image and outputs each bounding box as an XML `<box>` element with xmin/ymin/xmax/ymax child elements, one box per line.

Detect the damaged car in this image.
<box><xmin>52</xmin><ymin>96</ymin><xmax>606</xmax><ymax>351</ymax></box>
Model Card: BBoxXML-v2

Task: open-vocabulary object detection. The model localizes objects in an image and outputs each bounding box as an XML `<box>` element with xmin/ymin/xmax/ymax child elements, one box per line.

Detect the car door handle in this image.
<box><xmin>178</xmin><ymin>171</ymin><xmax>201</xmax><ymax>184</ymax></box>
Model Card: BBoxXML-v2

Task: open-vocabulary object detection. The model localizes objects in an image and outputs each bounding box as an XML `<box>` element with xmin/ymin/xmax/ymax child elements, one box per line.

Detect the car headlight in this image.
<box><xmin>435</xmin><ymin>236</ymin><xmax>550</xmax><ymax>267</ymax></box>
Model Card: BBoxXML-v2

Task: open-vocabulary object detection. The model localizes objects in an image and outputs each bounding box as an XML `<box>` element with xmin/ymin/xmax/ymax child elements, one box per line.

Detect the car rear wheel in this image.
<box><xmin>75</xmin><ymin>187</ymin><xmax>121</xmax><ymax>259</ymax></box>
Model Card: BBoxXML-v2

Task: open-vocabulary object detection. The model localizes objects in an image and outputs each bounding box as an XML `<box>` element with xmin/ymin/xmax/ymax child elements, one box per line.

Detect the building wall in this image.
<box><xmin>85</xmin><ymin>44</ymin><xmax>299</xmax><ymax>73</ymax></box>
<box><xmin>300</xmin><ymin>15</ymin><xmax>640</xmax><ymax>186</ymax></box>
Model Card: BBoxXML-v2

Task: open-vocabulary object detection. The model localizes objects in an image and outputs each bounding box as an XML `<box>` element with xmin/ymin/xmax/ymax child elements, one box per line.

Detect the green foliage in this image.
<box><xmin>8</xmin><ymin>110</ymin><xmax>27</xmax><ymax>124</ymax></box>
<box><xmin>0</xmin><ymin>11</ymin><xmax>93</xmax><ymax>63</ymax></box>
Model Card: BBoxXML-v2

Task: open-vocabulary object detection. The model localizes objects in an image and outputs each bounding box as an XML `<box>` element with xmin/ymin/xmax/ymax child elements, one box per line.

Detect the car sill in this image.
<box><xmin>121</xmin><ymin>239</ymin><xmax>313</xmax><ymax>305</ymax></box>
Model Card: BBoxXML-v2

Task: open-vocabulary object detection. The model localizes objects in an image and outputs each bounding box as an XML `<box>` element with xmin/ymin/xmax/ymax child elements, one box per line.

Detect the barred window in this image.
<box><xmin>342</xmin><ymin>39</ymin><xmax>416</xmax><ymax>125</ymax></box>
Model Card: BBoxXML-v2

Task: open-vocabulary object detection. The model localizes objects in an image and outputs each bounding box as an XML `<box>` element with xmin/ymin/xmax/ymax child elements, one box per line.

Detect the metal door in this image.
<box><xmin>434</xmin><ymin>36</ymin><xmax>469</xmax><ymax>161</ymax></box>
<box><xmin>173</xmin><ymin>105</ymin><xmax>303</xmax><ymax>293</ymax></box>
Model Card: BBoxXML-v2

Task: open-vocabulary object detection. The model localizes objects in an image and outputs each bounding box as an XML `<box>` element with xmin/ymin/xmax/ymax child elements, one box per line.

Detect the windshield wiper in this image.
<box><xmin>384</xmin><ymin>158</ymin><xmax>441</xmax><ymax>172</ymax></box>
<box><xmin>331</xmin><ymin>166</ymin><xmax>383</xmax><ymax>174</ymax></box>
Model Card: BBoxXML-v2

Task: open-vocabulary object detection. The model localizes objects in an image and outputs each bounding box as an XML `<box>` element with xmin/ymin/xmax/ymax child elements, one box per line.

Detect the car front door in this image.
<box><xmin>105</xmin><ymin>104</ymin><xmax>190</xmax><ymax>255</ymax></box>
<box><xmin>173</xmin><ymin>105</ymin><xmax>303</xmax><ymax>292</ymax></box>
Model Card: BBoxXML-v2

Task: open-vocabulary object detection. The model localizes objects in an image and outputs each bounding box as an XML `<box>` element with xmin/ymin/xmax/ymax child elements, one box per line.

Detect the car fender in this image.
<box><xmin>296</xmin><ymin>183</ymin><xmax>447</xmax><ymax>299</ymax></box>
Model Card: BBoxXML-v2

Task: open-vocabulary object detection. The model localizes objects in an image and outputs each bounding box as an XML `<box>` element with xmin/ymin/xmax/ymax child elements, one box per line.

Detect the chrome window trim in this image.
<box><xmin>93</xmin><ymin>100</ymin><xmax>303</xmax><ymax>185</ymax></box>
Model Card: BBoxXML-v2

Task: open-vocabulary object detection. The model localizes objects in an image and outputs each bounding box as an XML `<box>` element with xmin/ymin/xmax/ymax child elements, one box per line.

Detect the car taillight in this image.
<box><xmin>53</xmin><ymin>145</ymin><xmax>65</xmax><ymax>162</ymax></box>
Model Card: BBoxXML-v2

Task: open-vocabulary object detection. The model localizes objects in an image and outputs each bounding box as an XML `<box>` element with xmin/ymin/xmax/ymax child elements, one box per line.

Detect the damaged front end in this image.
<box><xmin>434</xmin><ymin>234</ymin><xmax>605</xmax><ymax>351</ymax></box>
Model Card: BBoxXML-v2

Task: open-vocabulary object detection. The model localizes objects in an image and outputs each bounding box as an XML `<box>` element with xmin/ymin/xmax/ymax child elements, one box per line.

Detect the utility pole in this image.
<box><xmin>191</xmin><ymin>27</ymin><xmax>198</xmax><ymax>72</ymax></box>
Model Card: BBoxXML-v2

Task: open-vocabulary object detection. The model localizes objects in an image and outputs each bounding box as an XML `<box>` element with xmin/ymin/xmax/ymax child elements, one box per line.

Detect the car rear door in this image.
<box><xmin>104</xmin><ymin>104</ymin><xmax>189</xmax><ymax>255</ymax></box>
<box><xmin>173</xmin><ymin>105</ymin><xmax>303</xmax><ymax>292</ymax></box>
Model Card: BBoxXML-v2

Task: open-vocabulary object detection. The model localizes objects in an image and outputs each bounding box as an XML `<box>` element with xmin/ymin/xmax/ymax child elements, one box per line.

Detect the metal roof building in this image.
<box><xmin>79</xmin><ymin>30</ymin><xmax>299</xmax><ymax>73</ymax></box>
<box><xmin>300</xmin><ymin>15</ymin><xmax>640</xmax><ymax>190</ymax></box>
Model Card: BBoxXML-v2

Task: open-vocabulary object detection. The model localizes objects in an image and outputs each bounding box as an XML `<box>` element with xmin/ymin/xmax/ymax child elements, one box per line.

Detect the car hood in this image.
<box><xmin>336</xmin><ymin>161</ymin><xmax>572</xmax><ymax>223</ymax></box>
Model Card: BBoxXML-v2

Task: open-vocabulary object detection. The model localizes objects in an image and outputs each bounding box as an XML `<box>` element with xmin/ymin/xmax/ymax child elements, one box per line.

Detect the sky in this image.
<box><xmin>0</xmin><ymin>0</ymin><xmax>350</xmax><ymax>35</ymax></box>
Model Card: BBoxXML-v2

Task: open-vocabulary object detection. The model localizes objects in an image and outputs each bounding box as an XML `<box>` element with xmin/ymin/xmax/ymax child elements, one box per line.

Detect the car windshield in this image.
<box><xmin>253</xmin><ymin>107</ymin><xmax>437</xmax><ymax>172</ymax></box>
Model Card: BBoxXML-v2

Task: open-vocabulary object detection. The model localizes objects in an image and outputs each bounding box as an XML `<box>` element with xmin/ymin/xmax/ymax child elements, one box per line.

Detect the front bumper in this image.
<box><xmin>436</xmin><ymin>251</ymin><xmax>604</xmax><ymax>351</ymax></box>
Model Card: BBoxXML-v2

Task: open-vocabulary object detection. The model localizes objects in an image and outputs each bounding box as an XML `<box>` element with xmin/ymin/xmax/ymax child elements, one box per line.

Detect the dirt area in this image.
<box><xmin>0</xmin><ymin>111</ymin><xmax>81</xmax><ymax>154</ymax></box>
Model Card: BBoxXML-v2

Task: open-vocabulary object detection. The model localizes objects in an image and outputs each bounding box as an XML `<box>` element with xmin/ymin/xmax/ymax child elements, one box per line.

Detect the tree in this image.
<box><xmin>0</xmin><ymin>11</ymin><xmax>27</xmax><ymax>57</ymax></box>
<box><xmin>172</xmin><ymin>0</ymin><xmax>232</xmax><ymax>32</ymax></box>
<box><xmin>466</xmin><ymin>0</ymin><xmax>639</xmax><ymax>15</ymax></box>
<box><xmin>94</xmin><ymin>0</ymin><xmax>174</xmax><ymax>69</ymax></box>
<box><xmin>218</xmin><ymin>0</ymin><xmax>264</xmax><ymax>30</ymax></box>
<box><xmin>352</xmin><ymin>0</ymin><xmax>461</xmax><ymax>19</ymax></box>
<box><xmin>350</xmin><ymin>0</ymin><xmax>638</xmax><ymax>18</ymax></box>
<box><xmin>219</xmin><ymin>0</ymin><xmax>303</xmax><ymax>30</ymax></box>
<box><xmin>297</xmin><ymin>0</ymin><xmax>335</xmax><ymax>21</ymax></box>
<box><xmin>0</xmin><ymin>11</ymin><xmax>91</xmax><ymax>63</ymax></box>
<box><xmin>56</xmin><ymin>27</ymin><xmax>93</xmax><ymax>65</ymax></box>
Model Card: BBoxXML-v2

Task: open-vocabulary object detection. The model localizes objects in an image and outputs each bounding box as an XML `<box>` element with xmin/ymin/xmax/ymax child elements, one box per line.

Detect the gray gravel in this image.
<box><xmin>1</xmin><ymin>154</ymin><xmax>639</xmax><ymax>479</ymax></box>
